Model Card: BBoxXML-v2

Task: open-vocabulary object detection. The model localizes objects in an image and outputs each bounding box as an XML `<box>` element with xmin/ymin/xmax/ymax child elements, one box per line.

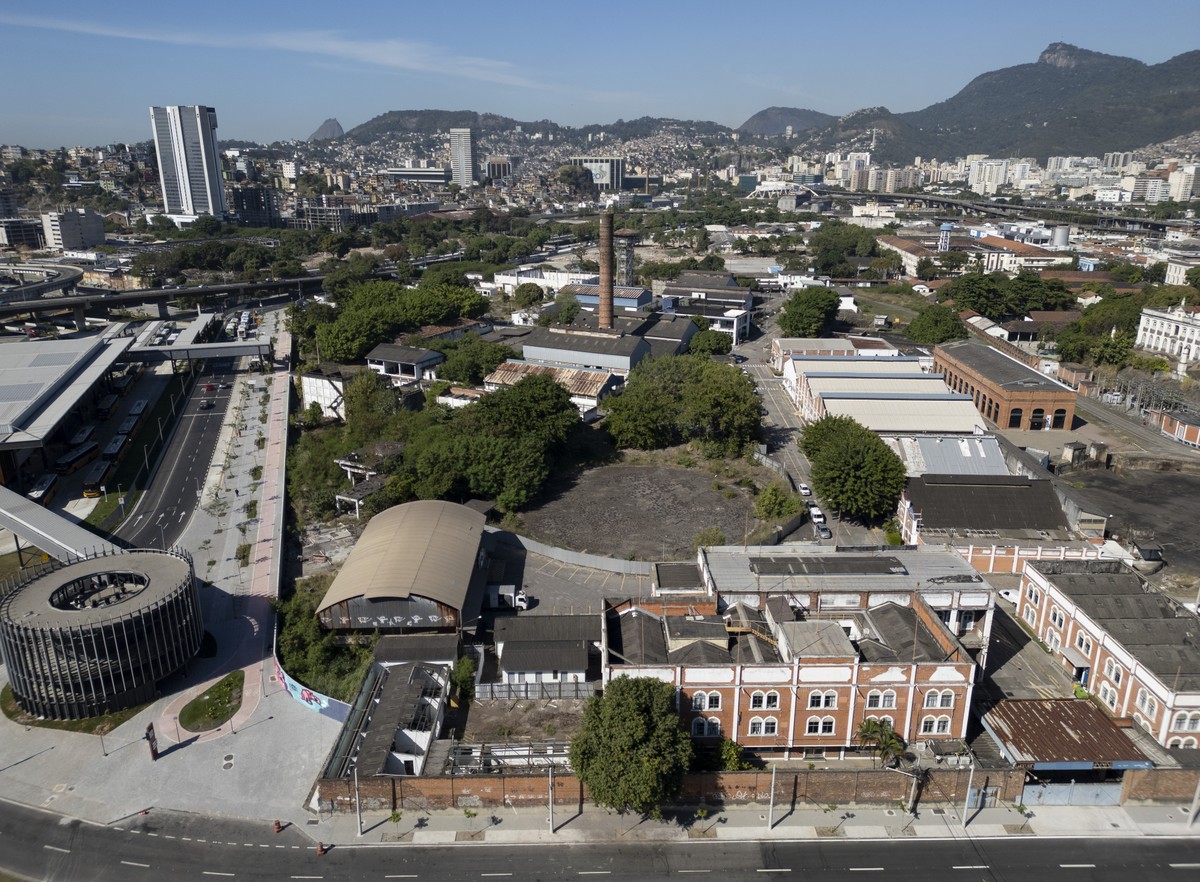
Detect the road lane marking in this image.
<box><xmin>1059</xmin><ymin>866</ymin><xmax>1096</xmax><ymax>869</ymax></box>
<box><xmin>952</xmin><ymin>867</ymin><xmax>989</xmax><ymax>871</ymax></box>
<box><xmin>43</xmin><ymin>845</ymin><xmax>70</xmax><ymax>853</ymax></box>
<box><xmin>579</xmin><ymin>874</ymin><xmax>611</xmax><ymax>877</ymax></box>
<box><xmin>384</xmin><ymin>876</ymin><xmax>418</xmax><ymax>879</ymax></box>
<box><xmin>1169</xmin><ymin>865</ymin><xmax>1200</xmax><ymax>869</ymax></box>
<box><xmin>849</xmin><ymin>870</ymin><xmax>884</xmax><ymax>873</ymax></box>
<box><xmin>202</xmin><ymin>873</ymin><xmax>235</xmax><ymax>877</ymax></box>
<box><xmin>121</xmin><ymin>861</ymin><xmax>151</xmax><ymax>868</ymax></box>
<box><xmin>757</xmin><ymin>872</ymin><xmax>791</xmax><ymax>875</ymax></box>
<box><xmin>678</xmin><ymin>873</ymin><xmax>711</xmax><ymax>876</ymax></box>
<box><xmin>481</xmin><ymin>876</ymin><xmax>513</xmax><ymax>878</ymax></box>
<box><xmin>291</xmin><ymin>877</ymin><xmax>323</xmax><ymax>880</ymax></box>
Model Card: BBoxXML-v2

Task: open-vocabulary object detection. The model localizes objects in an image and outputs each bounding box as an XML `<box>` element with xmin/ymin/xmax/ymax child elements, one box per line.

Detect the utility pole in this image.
<box><xmin>548</xmin><ymin>765</ymin><xmax>555</xmax><ymax>834</ymax></box>
<box><xmin>354</xmin><ymin>767</ymin><xmax>363</xmax><ymax>837</ymax></box>
<box><xmin>767</xmin><ymin>763</ymin><xmax>778</xmax><ymax>829</ymax></box>
<box><xmin>961</xmin><ymin>761</ymin><xmax>976</xmax><ymax>829</ymax></box>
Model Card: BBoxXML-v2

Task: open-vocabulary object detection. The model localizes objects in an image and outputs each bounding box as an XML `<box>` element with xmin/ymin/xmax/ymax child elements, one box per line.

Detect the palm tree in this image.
<box><xmin>857</xmin><ymin>718</ymin><xmax>906</xmax><ymax>768</ymax></box>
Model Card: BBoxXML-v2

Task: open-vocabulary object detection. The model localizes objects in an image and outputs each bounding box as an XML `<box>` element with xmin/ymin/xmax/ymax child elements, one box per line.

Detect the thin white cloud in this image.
<box><xmin>0</xmin><ymin>14</ymin><xmax>545</xmax><ymax>90</ymax></box>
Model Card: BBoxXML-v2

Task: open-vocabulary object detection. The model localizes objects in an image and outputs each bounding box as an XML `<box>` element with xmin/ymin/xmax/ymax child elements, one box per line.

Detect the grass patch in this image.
<box><xmin>250</xmin><ymin>465</ymin><xmax>263</xmax><ymax>481</ymax></box>
<box><xmin>235</xmin><ymin>543</ymin><xmax>251</xmax><ymax>567</ymax></box>
<box><xmin>255</xmin><ymin>436</ymin><xmax>266</xmax><ymax>450</ymax></box>
<box><xmin>179</xmin><ymin>670</ymin><xmax>244</xmax><ymax>733</ymax></box>
<box><xmin>1</xmin><ymin>683</ymin><xmax>149</xmax><ymax>735</ymax></box>
<box><xmin>245</xmin><ymin>499</ymin><xmax>258</xmax><ymax>520</ymax></box>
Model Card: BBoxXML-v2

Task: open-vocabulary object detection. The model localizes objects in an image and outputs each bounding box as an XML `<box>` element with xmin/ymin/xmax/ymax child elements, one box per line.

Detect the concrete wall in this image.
<box><xmin>486</xmin><ymin>528</ymin><xmax>653</xmax><ymax>575</ymax></box>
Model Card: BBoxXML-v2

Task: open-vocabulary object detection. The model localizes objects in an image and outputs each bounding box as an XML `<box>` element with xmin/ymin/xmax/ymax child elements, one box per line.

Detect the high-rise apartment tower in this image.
<box><xmin>149</xmin><ymin>105</ymin><xmax>227</xmax><ymax>220</ymax></box>
<box><xmin>449</xmin><ymin>128</ymin><xmax>476</xmax><ymax>188</ymax></box>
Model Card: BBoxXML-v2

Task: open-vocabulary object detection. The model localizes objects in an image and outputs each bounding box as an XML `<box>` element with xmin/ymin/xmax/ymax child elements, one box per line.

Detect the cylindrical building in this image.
<box><xmin>0</xmin><ymin>550</ymin><xmax>202</xmax><ymax>720</ymax></box>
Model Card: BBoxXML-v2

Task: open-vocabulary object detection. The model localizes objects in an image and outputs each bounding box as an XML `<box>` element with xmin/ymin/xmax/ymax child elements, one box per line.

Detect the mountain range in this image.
<box><xmin>307</xmin><ymin>118</ymin><xmax>344</xmax><ymax>141</ymax></box>
<box><xmin>310</xmin><ymin>43</ymin><xmax>1199</xmax><ymax>162</ymax></box>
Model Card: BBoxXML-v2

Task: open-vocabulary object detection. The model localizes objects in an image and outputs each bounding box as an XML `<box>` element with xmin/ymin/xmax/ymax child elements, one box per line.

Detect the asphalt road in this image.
<box><xmin>2</xmin><ymin>797</ymin><xmax>1199</xmax><ymax>882</ymax></box>
<box><xmin>116</xmin><ymin>360</ymin><xmax>235</xmax><ymax>550</ymax></box>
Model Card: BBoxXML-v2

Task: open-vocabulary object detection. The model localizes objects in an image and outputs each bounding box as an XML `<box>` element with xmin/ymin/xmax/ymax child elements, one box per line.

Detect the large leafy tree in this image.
<box><xmin>687</xmin><ymin>329</ymin><xmax>733</xmax><ymax>356</ymax></box>
<box><xmin>906</xmin><ymin>304</ymin><xmax>967</xmax><ymax>345</ymax></box>
<box><xmin>604</xmin><ymin>356</ymin><xmax>760</xmax><ymax>456</ymax></box>
<box><xmin>800</xmin><ymin>416</ymin><xmax>906</xmax><ymax>520</ymax></box>
<box><xmin>569</xmin><ymin>677</ymin><xmax>693</xmax><ymax>817</ymax></box>
<box><xmin>778</xmin><ymin>287</ymin><xmax>840</xmax><ymax>337</ymax></box>
<box><xmin>434</xmin><ymin>334</ymin><xmax>513</xmax><ymax>385</ymax></box>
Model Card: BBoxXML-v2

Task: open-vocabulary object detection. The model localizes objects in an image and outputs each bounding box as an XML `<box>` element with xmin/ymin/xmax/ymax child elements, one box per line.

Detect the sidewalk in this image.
<box><xmin>302</xmin><ymin>800</ymin><xmax>1200</xmax><ymax>846</ymax></box>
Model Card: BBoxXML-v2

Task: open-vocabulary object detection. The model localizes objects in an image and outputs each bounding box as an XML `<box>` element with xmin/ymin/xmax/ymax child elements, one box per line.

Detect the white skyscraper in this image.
<box><xmin>149</xmin><ymin>105</ymin><xmax>227</xmax><ymax>222</ymax></box>
<box><xmin>449</xmin><ymin>128</ymin><xmax>476</xmax><ymax>188</ymax></box>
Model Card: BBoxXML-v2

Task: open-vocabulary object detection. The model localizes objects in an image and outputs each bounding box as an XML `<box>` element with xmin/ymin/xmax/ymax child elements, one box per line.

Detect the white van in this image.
<box><xmin>809</xmin><ymin>506</ymin><xmax>827</xmax><ymax>525</ymax></box>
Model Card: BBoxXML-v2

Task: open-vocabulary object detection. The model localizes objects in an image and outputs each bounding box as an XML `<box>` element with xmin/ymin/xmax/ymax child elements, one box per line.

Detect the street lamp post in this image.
<box><xmin>158</xmin><ymin>523</ymin><xmax>166</xmax><ymax>551</ymax></box>
<box><xmin>157</xmin><ymin>417</ymin><xmax>163</xmax><ymax>443</ymax></box>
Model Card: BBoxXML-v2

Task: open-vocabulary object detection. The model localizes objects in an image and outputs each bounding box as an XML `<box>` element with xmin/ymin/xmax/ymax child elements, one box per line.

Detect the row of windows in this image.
<box><xmin>690</xmin><ymin>714</ymin><xmax>955</xmax><ymax>739</ymax></box>
<box><xmin>1174</xmin><ymin>712</ymin><xmax>1200</xmax><ymax>732</ymax></box>
<box><xmin>692</xmin><ymin>688</ymin><xmax>953</xmax><ymax>713</ymax></box>
<box><xmin>1168</xmin><ymin>737</ymin><xmax>1198</xmax><ymax>749</ymax></box>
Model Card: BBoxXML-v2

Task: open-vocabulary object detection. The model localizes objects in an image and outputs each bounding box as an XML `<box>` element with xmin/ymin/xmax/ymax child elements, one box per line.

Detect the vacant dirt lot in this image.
<box><xmin>462</xmin><ymin>698</ymin><xmax>587</xmax><ymax>743</ymax></box>
<box><xmin>518</xmin><ymin>462</ymin><xmax>760</xmax><ymax>560</ymax></box>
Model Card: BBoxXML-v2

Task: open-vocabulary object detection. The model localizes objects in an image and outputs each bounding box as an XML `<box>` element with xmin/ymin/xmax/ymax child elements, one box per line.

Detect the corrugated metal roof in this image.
<box><xmin>823</xmin><ymin>397</ymin><xmax>983</xmax><ymax>433</ymax></box>
<box><xmin>905</xmin><ymin>475</ymin><xmax>1068</xmax><ymax>533</ymax></box>
<box><xmin>882</xmin><ymin>434</ymin><xmax>1010</xmax><ymax>477</ymax></box>
<box><xmin>936</xmin><ymin>340</ymin><xmax>1073</xmax><ymax>393</ymax></box>
<box><xmin>484</xmin><ymin>360</ymin><xmax>615</xmax><ymax>398</ymax></box>
<box><xmin>808</xmin><ymin>376</ymin><xmax>949</xmax><ymax>396</ymax></box>
<box><xmin>982</xmin><ymin>698</ymin><xmax>1150</xmax><ymax>768</ymax></box>
<box><xmin>789</xmin><ymin>356</ymin><xmax>923</xmax><ymax>376</ymax></box>
<box><xmin>316</xmin><ymin>501</ymin><xmax>484</xmax><ymax>615</ymax></box>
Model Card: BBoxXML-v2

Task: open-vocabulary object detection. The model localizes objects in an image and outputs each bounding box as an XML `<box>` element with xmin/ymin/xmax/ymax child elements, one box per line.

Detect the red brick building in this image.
<box><xmin>934</xmin><ymin>340</ymin><xmax>1077</xmax><ymax>430</ymax></box>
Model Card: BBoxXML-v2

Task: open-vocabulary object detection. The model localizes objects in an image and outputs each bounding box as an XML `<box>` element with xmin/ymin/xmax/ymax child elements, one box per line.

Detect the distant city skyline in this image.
<box><xmin>2</xmin><ymin>0</ymin><xmax>1199</xmax><ymax>148</ymax></box>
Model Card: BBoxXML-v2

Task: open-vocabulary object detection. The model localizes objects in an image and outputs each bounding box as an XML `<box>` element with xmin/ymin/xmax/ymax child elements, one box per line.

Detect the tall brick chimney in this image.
<box><xmin>598</xmin><ymin>209</ymin><xmax>614</xmax><ymax>330</ymax></box>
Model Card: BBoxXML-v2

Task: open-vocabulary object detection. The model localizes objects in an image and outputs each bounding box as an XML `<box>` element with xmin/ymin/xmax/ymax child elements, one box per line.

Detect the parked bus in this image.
<box><xmin>69</xmin><ymin>424</ymin><xmax>96</xmax><ymax>447</ymax></box>
<box><xmin>102</xmin><ymin>434</ymin><xmax>129</xmax><ymax>461</ymax></box>
<box><xmin>118</xmin><ymin>416</ymin><xmax>139</xmax><ymax>436</ymax></box>
<box><xmin>55</xmin><ymin>441</ymin><xmax>100</xmax><ymax>474</ymax></box>
<box><xmin>96</xmin><ymin>393</ymin><xmax>119</xmax><ymax>420</ymax></box>
<box><xmin>26</xmin><ymin>473</ymin><xmax>59</xmax><ymax>506</ymax></box>
<box><xmin>81</xmin><ymin>458</ymin><xmax>113</xmax><ymax>498</ymax></box>
<box><xmin>128</xmin><ymin>399</ymin><xmax>149</xmax><ymax>419</ymax></box>
<box><xmin>112</xmin><ymin>373</ymin><xmax>134</xmax><ymax>396</ymax></box>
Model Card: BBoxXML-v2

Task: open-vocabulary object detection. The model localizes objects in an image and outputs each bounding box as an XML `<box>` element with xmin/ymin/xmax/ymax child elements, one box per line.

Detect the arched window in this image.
<box><xmin>1174</xmin><ymin>712</ymin><xmax>1200</xmax><ymax>732</ymax></box>
<box><xmin>1103</xmin><ymin>659</ymin><xmax>1123</xmax><ymax>686</ymax></box>
<box><xmin>1050</xmin><ymin>607</ymin><xmax>1065</xmax><ymax>628</ymax></box>
<box><xmin>820</xmin><ymin>716</ymin><xmax>835</xmax><ymax>735</ymax></box>
<box><xmin>925</xmin><ymin>690</ymin><xmax>949</xmax><ymax>709</ymax></box>
<box><xmin>750</xmin><ymin>691</ymin><xmax>765</xmax><ymax>710</ymax></box>
<box><xmin>809</xmin><ymin>690</ymin><xmax>836</xmax><ymax>709</ymax></box>
<box><xmin>765</xmin><ymin>691</ymin><xmax>780</xmax><ymax>709</ymax></box>
<box><xmin>706</xmin><ymin>692</ymin><xmax>722</xmax><ymax>711</ymax></box>
<box><xmin>1008</xmin><ymin>408</ymin><xmax>1023</xmax><ymax>429</ymax></box>
<box><xmin>1135</xmin><ymin>690</ymin><xmax>1157</xmax><ymax>717</ymax></box>
<box><xmin>748</xmin><ymin>717</ymin><xmax>764</xmax><ymax>736</ymax></box>
<box><xmin>1052</xmin><ymin>408</ymin><xmax>1067</xmax><ymax>429</ymax></box>
<box><xmin>706</xmin><ymin>718</ymin><xmax>721</xmax><ymax>737</ymax></box>
<box><xmin>921</xmin><ymin>715</ymin><xmax>951</xmax><ymax>735</ymax></box>
<box><xmin>1030</xmin><ymin>408</ymin><xmax>1045</xmax><ymax>430</ymax></box>
<box><xmin>763</xmin><ymin>717</ymin><xmax>778</xmax><ymax>736</ymax></box>
<box><xmin>1098</xmin><ymin>683</ymin><xmax>1118</xmax><ymax>710</ymax></box>
<box><xmin>691</xmin><ymin>718</ymin><xmax>706</xmax><ymax>737</ymax></box>
<box><xmin>806</xmin><ymin>717</ymin><xmax>820</xmax><ymax>735</ymax></box>
<box><xmin>692</xmin><ymin>691</ymin><xmax>707</xmax><ymax>711</ymax></box>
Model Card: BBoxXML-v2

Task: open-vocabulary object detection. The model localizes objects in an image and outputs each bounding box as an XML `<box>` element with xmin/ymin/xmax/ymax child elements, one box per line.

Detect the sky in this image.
<box><xmin>2</xmin><ymin>0</ymin><xmax>1199</xmax><ymax>148</ymax></box>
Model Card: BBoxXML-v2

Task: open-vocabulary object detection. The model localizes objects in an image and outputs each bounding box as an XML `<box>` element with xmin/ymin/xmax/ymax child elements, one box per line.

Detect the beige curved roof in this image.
<box><xmin>316</xmin><ymin>501</ymin><xmax>485</xmax><ymax>615</ymax></box>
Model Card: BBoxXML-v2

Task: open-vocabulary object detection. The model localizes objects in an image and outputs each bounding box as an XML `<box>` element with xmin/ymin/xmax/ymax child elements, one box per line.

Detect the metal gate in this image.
<box><xmin>1021</xmin><ymin>781</ymin><xmax>1122</xmax><ymax>806</ymax></box>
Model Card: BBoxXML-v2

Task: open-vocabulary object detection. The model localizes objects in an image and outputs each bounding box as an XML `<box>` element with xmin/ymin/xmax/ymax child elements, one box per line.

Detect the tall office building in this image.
<box><xmin>449</xmin><ymin>128</ymin><xmax>476</xmax><ymax>188</ymax></box>
<box><xmin>149</xmin><ymin>105</ymin><xmax>227</xmax><ymax>222</ymax></box>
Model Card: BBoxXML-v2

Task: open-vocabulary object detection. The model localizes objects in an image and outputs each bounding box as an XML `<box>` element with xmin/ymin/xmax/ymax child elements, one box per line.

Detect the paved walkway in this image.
<box><xmin>300</xmin><ymin>800</ymin><xmax>1200</xmax><ymax>847</ymax></box>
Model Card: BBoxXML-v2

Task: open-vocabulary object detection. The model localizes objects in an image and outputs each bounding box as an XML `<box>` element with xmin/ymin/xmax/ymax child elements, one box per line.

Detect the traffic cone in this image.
<box><xmin>316</xmin><ymin>842</ymin><xmax>326</xmax><ymax>856</ymax></box>
<box><xmin>273</xmin><ymin>820</ymin><xmax>282</xmax><ymax>834</ymax></box>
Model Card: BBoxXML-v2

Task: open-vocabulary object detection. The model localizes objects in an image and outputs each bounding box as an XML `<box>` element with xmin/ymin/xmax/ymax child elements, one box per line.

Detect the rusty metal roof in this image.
<box><xmin>484</xmin><ymin>360</ymin><xmax>615</xmax><ymax>398</ymax></box>
<box><xmin>981</xmin><ymin>698</ymin><xmax>1151</xmax><ymax>770</ymax></box>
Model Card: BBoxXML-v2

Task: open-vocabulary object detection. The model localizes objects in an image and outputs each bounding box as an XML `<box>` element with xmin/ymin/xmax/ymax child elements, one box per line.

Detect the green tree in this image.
<box><xmin>937</xmin><ymin>251</ymin><xmax>970</xmax><ymax>275</ymax></box>
<box><xmin>343</xmin><ymin>369</ymin><xmax>399</xmax><ymax>426</ymax></box>
<box><xmin>687</xmin><ymin>329</ymin><xmax>733</xmax><ymax>356</ymax></box>
<box><xmin>778</xmin><ymin>287</ymin><xmax>839</xmax><ymax>337</ymax></box>
<box><xmin>513</xmin><ymin>282</ymin><xmax>545</xmax><ymax>309</ymax></box>
<box><xmin>856</xmin><ymin>718</ymin><xmax>905</xmax><ymax>768</ymax></box>
<box><xmin>1186</xmin><ymin>267</ymin><xmax>1200</xmax><ymax>290</ymax></box>
<box><xmin>719</xmin><ymin>738</ymin><xmax>752</xmax><ymax>771</ymax></box>
<box><xmin>605</xmin><ymin>356</ymin><xmax>760</xmax><ymax>456</ymax></box>
<box><xmin>906</xmin><ymin>304</ymin><xmax>967</xmax><ymax>345</ymax></box>
<box><xmin>450</xmin><ymin>655</ymin><xmax>477</xmax><ymax>704</ymax></box>
<box><xmin>800</xmin><ymin>416</ymin><xmax>906</xmax><ymax>520</ymax></box>
<box><xmin>915</xmin><ymin>257</ymin><xmax>938</xmax><ymax>281</ymax></box>
<box><xmin>435</xmin><ymin>334</ymin><xmax>513</xmax><ymax>385</ymax></box>
<box><xmin>570</xmin><ymin>677</ymin><xmax>693</xmax><ymax>817</ymax></box>
<box><xmin>693</xmin><ymin>526</ymin><xmax>726</xmax><ymax>550</ymax></box>
<box><xmin>754</xmin><ymin>482</ymin><xmax>801</xmax><ymax>521</ymax></box>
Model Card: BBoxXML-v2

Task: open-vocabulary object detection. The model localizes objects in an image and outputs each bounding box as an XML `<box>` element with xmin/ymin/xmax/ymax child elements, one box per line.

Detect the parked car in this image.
<box><xmin>809</xmin><ymin>506</ymin><xmax>827</xmax><ymax>525</ymax></box>
<box><xmin>798</xmin><ymin>483</ymin><xmax>812</xmax><ymax>496</ymax></box>
<box><xmin>198</xmin><ymin>399</ymin><xmax>213</xmax><ymax>410</ymax></box>
<box><xmin>816</xmin><ymin>525</ymin><xmax>833</xmax><ymax>540</ymax></box>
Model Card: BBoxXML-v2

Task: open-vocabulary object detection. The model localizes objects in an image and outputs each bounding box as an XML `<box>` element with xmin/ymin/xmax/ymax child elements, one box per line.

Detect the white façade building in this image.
<box><xmin>1135</xmin><ymin>302</ymin><xmax>1200</xmax><ymax>367</ymax></box>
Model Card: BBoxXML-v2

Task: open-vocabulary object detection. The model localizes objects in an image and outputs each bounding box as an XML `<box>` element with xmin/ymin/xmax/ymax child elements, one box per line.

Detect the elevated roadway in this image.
<box><xmin>0</xmin><ymin>261</ymin><xmax>84</xmax><ymax>300</ymax></box>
